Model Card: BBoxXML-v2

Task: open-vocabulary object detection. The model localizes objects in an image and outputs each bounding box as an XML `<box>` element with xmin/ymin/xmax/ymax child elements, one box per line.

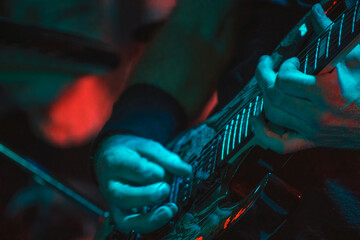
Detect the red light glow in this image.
<box><xmin>194</xmin><ymin>237</ymin><xmax>203</xmax><ymax>240</ymax></box>
<box><xmin>223</xmin><ymin>217</ymin><xmax>231</xmax><ymax>229</ymax></box>
<box><xmin>325</xmin><ymin>1</ymin><xmax>337</xmax><ymax>14</ymax></box>
<box><xmin>231</xmin><ymin>208</ymin><xmax>246</xmax><ymax>222</ymax></box>
<box><xmin>40</xmin><ymin>73</ymin><xmax>124</xmax><ymax>147</ymax></box>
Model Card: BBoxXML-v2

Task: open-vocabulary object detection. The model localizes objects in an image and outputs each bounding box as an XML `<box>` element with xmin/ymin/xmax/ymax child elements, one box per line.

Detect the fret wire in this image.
<box><xmin>199</xmin><ymin>2</ymin><xmax>360</xmax><ymax>164</ymax></box>
<box><xmin>221</xmin><ymin>125</ymin><xmax>228</xmax><ymax>161</ymax></box>
<box><xmin>245</xmin><ymin>103</ymin><xmax>252</xmax><ymax>138</ymax></box>
<box><xmin>239</xmin><ymin>108</ymin><xmax>245</xmax><ymax>144</ymax></box>
<box><xmin>188</xmin><ymin>4</ymin><xmax>360</xmax><ymax>174</ymax></box>
<box><xmin>315</xmin><ymin>38</ymin><xmax>320</xmax><ymax>69</ymax></box>
<box><xmin>299</xmin><ymin>22</ymin><xmax>357</xmax><ymax>67</ymax></box>
<box><xmin>339</xmin><ymin>13</ymin><xmax>345</xmax><ymax>46</ymax></box>
<box><xmin>219</xmin><ymin>5</ymin><xmax>355</xmax><ymax>133</ymax></box>
<box><xmin>304</xmin><ymin>54</ymin><xmax>308</xmax><ymax>73</ymax></box>
<box><xmin>253</xmin><ymin>96</ymin><xmax>259</xmax><ymax>116</ymax></box>
<box><xmin>187</xmin><ymin>12</ymin><xmax>358</xmax><ymax>180</ymax></box>
<box><xmin>233</xmin><ymin>114</ymin><xmax>240</xmax><ymax>150</ymax></box>
<box><xmin>326</xmin><ymin>24</ymin><xmax>332</xmax><ymax>58</ymax></box>
<box><xmin>227</xmin><ymin>120</ymin><xmax>234</xmax><ymax>155</ymax></box>
<box><xmin>353</xmin><ymin>0</ymin><xmax>359</xmax><ymax>33</ymax></box>
<box><xmin>299</xmin><ymin>21</ymin><xmax>346</xmax><ymax>64</ymax></box>
<box><xmin>196</xmin><ymin>21</ymin><xmax>359</xmax><ymax>169</ymax></box>
<box><xmin>204</xmin><ymin>97</ymin><xmax>261</xmax><ymax>163</ymax></box>
<box><xmin>297</xmin><ymin>7</ymin><xmax>358</xmax><ymax>64</ymax></box>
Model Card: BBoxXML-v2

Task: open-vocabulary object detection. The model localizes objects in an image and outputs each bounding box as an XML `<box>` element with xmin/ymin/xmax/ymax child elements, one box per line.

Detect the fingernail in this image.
<box><xmin>164</xmin><ymin>203</ymin><xmax>178</xmax><ymax>214</ymax></box>
<box><xmin>313</xmin><ymin>3</ymin><xmax>324</xmax><ymax>15</ymax></box>
<box><xmin>158</xmin><ymin>183</ymin><xmax>170</xmax><ymax>196</ymax></box>
<box><xmin>184</xmin><ymin>164</ymin><xmax>192</xmax><ymax>174</ymax></box>
<box><xmin>156</xmin><ymin>207</ymin><xmax>173</xmax><ymax>222</ymax></box>
<box><xmin>259</xmin><ymin>55</ymin><xmax>268</xmax><ymax>62</ymax></box>
<box><xmin>174</xmin><ymin>155</ymin><xmax>192</xmax><ymax>175</ymax></box>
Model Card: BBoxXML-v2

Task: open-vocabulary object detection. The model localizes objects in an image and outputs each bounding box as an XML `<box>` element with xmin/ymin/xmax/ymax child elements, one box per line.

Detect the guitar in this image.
<box><xmin>98</xmin><ymin>0</ymin><xmax>360</xmax><ymax>239</ymax></box>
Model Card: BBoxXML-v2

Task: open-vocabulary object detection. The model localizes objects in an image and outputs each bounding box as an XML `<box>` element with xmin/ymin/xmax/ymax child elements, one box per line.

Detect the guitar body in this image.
<box><xmin>153</xmin><ymin>123</ymin><xmax>301</xmax><ymax>240</ymax></box>
<box><xmin>98</xmin><ymin>0</ymin><xmax>360</xmax><ymax>239</ymax></box>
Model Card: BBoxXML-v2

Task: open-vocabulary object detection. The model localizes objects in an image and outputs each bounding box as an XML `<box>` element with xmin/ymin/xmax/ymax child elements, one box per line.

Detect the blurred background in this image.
<box><xmin>0</xmin><ymin>0</ymin><xmax>199</xmax><ymax>239</ymax></box>
<box><xmin>0</xmin><ymin>0</ymin><xmax>137</xmax><ymax>239</ymax></box>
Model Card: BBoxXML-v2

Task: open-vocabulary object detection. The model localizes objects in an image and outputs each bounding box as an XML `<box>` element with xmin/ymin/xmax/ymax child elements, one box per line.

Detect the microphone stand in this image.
<box><xmin>0</xmin><ymin>143</ymin><xmax>109</xmax><ymax>219</ymax></box>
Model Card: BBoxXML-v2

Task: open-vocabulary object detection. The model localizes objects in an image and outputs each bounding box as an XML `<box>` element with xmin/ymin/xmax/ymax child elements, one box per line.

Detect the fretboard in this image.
<box><xmin>298</xmin><ymin>0</ymin><xmax>360</xmax><ymax>75</ymax></box>
<box><xmin>217</xmin><ymin>0</ymin><xmax>360</xmax><ymax>165</ymax></box>
<box><xmin>169</xmin><ymin>0</ymin><xmax>360</xmax><ymax>209</ymax></box>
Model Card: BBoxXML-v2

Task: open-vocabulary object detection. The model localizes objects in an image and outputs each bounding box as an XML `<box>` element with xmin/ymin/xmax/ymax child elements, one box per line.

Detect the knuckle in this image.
<box><xmin>255</xmin><ymin>64</ymin><xmax>264</xmax><ymax>79</ymax></box>
<box><xmin>277</xmin><ymin>68</ymin><xmax>289</xmax><ymax>83</ymax></box>
<box><xmin>108</xmin><ymin>184</ymin><xmax>127</xmax><ymax>204</ymax></box>
<box><xmin>145</xmin><ymin>139</ymin><xmax>164</xmax><ymax>150</ymax></box>
<box><xmin>140</xmin><ymin>160</ymin><xmax>165</xmax><ymax>180</ymax></box>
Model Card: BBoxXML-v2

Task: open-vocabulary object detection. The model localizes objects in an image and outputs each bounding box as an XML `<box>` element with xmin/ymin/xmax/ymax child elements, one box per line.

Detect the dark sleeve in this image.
<box><xmin>90</xmin><ymin>83</ymin><xmax>187</xmax><ymax>168</ymax></box>
<box><xmin>98</xmin><ymin>83</ymin><xmax>187</xmax><ymax>143</ymax></box>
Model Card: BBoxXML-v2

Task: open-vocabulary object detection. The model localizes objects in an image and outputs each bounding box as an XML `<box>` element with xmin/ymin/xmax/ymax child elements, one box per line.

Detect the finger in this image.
<box><xmin>276</xmin><ymin>58</ymin><xmax>317</xmax><ymax>100</ymax></box>
<box><xmin>263</xmin><ymin>95</ymin><xmax>315</xmax><ymax>138</ymax></box>
<box><xmin>255</xmin><ymin>55</ymin><xmax>277</xmax><ymax>92</ymax></box>
<box><xmin>101</xmin><ymin>147</ymin><xmax>166</xmax><ymax>185</ymax></box>
<box><xmin>107</xmin><ymin>181</ymin><xmax>170</xmax><ymax>209</ymax></box>
<box><xmin>136</xmin><ymin>140</ymin><xmax>192</xmax><ymax>176</ymax></box>
<box><xmin>311</xmin><ymin>4</ymin><xmax>333</xmax><ymax>35</ymax></box>
<box><xmin>252</xmin><ymin>116</ymin><xmax>315</xmax><ymax>154</ymax></box>
<box><xmin>113</xmin><ymin>202</ymin><xmax>178</xmax><ymax>233</ymax></box>
<box><xmin>266</xmin><ymin>87</ymin><xmax>318</xmax><ymax>126</ymax></box>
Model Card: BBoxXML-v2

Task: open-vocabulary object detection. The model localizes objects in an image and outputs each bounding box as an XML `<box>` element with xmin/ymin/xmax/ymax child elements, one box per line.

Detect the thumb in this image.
<box><xmin>311</xmin><ymin>3</ymin><xmax>333</xmax><ymax>35</ymax></box>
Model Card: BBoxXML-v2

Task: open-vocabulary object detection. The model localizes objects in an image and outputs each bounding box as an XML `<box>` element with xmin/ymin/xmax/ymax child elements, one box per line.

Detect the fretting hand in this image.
<box><xmin>253</xmin><ymin>4</ymin><xmax>360</xmax><ymax>154</ymax></box>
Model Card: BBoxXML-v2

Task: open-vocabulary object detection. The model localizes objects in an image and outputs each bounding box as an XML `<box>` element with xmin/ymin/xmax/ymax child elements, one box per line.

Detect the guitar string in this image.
<box><xmin>190</xmin><ymin>0</ymin><xmax>359</xmax><ymax>162</ymax></box>
<box><xmin>198</xmin><ymin>14</ymin><xmax>360</xmax><ymax>175</ymax></box>
<box><xmin>296</xmin><ymin>3</ymin><xmax>358</xmax><ymax>61</ymax></box>
<box><xmin>187</xmin><ymin>95</ymin><xmax>262</xmax><ymax>175</ymax></box>
<box><xmin>184</xmin><ymin>90</ymin><xmax>262</xmax><ymax>162</ymax></box>
<box><xmin>219</xmin><ymin>7</ymin><xmax>358</xmax><ymax>134</ymax></box>
<box><xmin>176</xmin><ymin>1</ymin><xmax>358</xmax><ymax>232</ymax></box>
<box><xmin>298</xmin><ymin>27</ymin><xmax>349</xmax><ymax>68</ymax></box>
<box><xmin>187</xmin><ymin>4</ymin><xmax>360</xmax><ymax>225</ymax></box>
<box><xmin>196</xmin><ymin>15</ymin><xmax>359</xmax><ymax>174</ymax></box>
<box><xmin>298</xmin><ymin>22</ymin><xmax>358</xmax><ymax>66</ymax></box>
<box><xmin>199</xmin><ymin>17</ymin><xmax>354</xmax><ymax>157</ymax></box>
<box><xmin>176</xmin><ymin>95</ymin><xmax>261</xmax><ymax>201</ymax></box>
<box><xmin>189</xmin><ymin>21</ymin><xmax>359</xmax><ymax>180</ymax></box>
<box><xmin>174</xmin><ymin>3</ymin><xmax>359</xmax><ymax>203</ymax></box>
<box><xmin>172</xmin><ymin>3</ymin><xmax>360</xmax><ymax>232</ymax></box>
<box><xmin>297</xmin><ymin>8</ymin><xmax>358</xmax><ymax>67</ymax></box>
<box><xmin>299</xmin><ymin>31</ymin><xmax>359</xmax><ymax>72</ymax></box>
